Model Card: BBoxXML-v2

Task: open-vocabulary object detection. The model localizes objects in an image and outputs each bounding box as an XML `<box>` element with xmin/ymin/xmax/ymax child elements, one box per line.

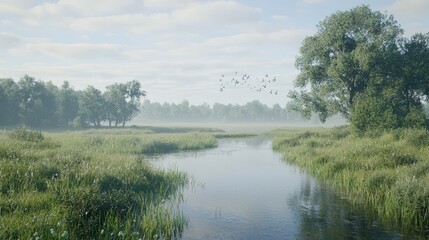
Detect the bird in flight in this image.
<box><xmin>218</xmin><ymin>72</ymin><xmax>279</xmax><ymax>94</ymax></box>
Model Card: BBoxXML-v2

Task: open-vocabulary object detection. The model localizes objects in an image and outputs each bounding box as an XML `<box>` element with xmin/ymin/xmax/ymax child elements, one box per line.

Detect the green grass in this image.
<box><xmin>273</xmin><ymin>127</ymin><xmax>429</xmax><ymax>236</ymax></box>
<box><xmin>0</xmin><ymin>127</ymin><xmax>219</xmax><ymax>239</ymax></box>
<box><xmin>211</xmin><ymin>132</ymin><xmax>258</xmax><ymax>139</ymax></box>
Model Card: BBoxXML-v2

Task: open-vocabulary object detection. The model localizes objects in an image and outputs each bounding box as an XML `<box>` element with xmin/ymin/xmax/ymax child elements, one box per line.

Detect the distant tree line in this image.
<box><xmin>0</xmin><ymin>75</ymin><xmax>145</xmax><ymax>128</ymax></box>
<box><xmin>138</xmin><ymin>99</ymin><xmax>325</xmax><ymax>123</ymax></box>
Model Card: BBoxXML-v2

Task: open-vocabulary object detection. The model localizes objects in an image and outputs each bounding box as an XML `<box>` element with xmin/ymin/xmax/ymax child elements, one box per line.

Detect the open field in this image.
<box><xmin>0</xmin><ymin>127</ymin><xmax>225</xmax><ymax>239</ymax></box>
<box><xmin>273</xmin><ymin>127</ymin><xmax>429</xmax><ymax>235</ymax></box>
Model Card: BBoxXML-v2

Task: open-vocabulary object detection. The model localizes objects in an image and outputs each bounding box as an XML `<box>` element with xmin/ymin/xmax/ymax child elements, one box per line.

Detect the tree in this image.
<box><xmin>104</xmin><ymin>83</ymin><xmax>128</xmax><ymax>127</ymax></box>
<box><xmin>0</xmin><ymin>78</ymin><xmax>20</xmax><ymax>125</ymax></box>
<box><xmin>399</xmin><ymin>33</ymin><xmax>429</xmax><ymax>112</ymax></box>
<box><xmin>104</xmin><ymin>80</ymin><xmax>146</xmax><ymax>127</ymax></box>
<box><xmin>78</xmin><ymin>86</ymin><xmax>106</xmax><ymax>127</ymax></box>
<box><xmin>289</xmin><ymin>5</ymin><xmax>403</xmax><ymax>122</ymax></box>
<box><xmin>57</xmin><ymin>81</ymin><xmax>79</xmax><ymax>127</ymax></box>
<box><xmin>17</xmin><ymin>75</ymin><xmax>57</xmax><ymax>127</ymax></box>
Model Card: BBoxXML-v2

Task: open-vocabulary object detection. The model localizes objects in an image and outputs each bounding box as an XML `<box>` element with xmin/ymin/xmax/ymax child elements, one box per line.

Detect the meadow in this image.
<box><xmin>0</xmin><ymin>127</ymin><xmax>221</xmax><ymax>239</ymax></box>
<box><xmin>273</xmin><ymin>127</ymin><xmax>429</xmax><ymax>236</ymax></box>
<box><xmin>3</xmin><ymin>124</ymin><xmax>429</xmax><ymax>238</ymax></box>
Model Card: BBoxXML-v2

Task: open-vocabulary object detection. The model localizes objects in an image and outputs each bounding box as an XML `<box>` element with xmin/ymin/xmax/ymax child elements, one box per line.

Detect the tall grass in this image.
<box><xmin>273</xmin><ymin>127</ymin><xmax>429</xmax><ymax>236</ymax></box>
<box><xmin>0</xmin><ymin>127</ymin><xmax>216</xmax><ymax>239</ymax></box>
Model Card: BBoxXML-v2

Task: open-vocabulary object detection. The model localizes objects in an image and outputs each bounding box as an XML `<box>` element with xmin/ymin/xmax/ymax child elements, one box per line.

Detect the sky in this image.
<box><xmin>1</xmin><ymin>0</ymin><xmax>428</xmax><ymax>106</ymax></box>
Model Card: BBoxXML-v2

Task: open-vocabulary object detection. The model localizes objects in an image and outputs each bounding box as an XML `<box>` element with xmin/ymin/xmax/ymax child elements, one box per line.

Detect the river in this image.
<box><xmin>151</xmin><ymin>137</ymin><xmax>402</xmax><ymax>239</ymax></box>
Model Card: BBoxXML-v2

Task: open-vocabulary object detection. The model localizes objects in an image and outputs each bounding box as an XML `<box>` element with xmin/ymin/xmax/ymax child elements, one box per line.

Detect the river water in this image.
<box><xmin>151</xmin><ymin>138</ymin><xmax>402</xmax><ymax>239</ymax></box>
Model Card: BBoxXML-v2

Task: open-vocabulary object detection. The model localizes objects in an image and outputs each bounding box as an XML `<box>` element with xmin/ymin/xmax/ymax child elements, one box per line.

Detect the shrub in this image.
<box><xmin>403</xmin><ymin>106</ymin><xmax>427</xmax><ymax>129</ymax></box>
<box><xmin>38</xmin><ymin>165</ymin><xmax>61</xmax><ymax>180</ymax></box>
<box><xmin>8</xmin><ymin>127</ymin><xmax>44</xmax><ymax>142</ymax></box>
<box><xmin>351</xmin><ymin>94</ymin><xmax>399</xmax><ymax>134</ymax></box>
<box><xmin>141</xmin><ymin>141</ymin><xmax>178</xmax><ymax>154</ymax></box>
<box><xmin>62</xmin><ymin>189</ymin><xmax>138</xmax><ymax>238</ymax></box>
<box><xmin>99</xmin><ymin>175</ymin><xmax>125</xmax><ymax>192</ymax></box>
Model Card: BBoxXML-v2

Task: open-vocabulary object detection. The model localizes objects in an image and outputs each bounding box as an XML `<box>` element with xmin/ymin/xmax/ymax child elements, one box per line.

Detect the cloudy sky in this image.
<box><xmin>1</xmin><ymin>0</ymin><xmax>428</xmax><ymax>106</ymax></box>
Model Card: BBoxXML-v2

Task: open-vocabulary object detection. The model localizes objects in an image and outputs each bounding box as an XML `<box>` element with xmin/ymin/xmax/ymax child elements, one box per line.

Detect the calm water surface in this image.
<box><xmin>151</xmin><ymin>138</ymin><xmax>402</xmax><ymax>239</ymax></box>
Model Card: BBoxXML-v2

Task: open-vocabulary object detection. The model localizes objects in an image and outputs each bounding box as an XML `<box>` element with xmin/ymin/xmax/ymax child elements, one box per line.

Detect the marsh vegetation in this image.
<box><xmin>273</xmin><ymin>127</ymin><xmax>429</xmax><ymax>237</ymax></box>
<box><xmin>0</xmin><ymin>127</ymin><xmax>221</xmax><ymax>239</ymax></box>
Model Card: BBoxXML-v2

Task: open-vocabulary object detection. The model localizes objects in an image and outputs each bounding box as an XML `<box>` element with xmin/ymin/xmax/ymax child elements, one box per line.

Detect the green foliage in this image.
<box><xmin>8</xmin><ymin>127</ymin><xmax>44</xmax><ymax>142</ymax></box>
<box><xmin>290</xmin><ymin>5</ymin><xmax>429</xmax><ymax>132</ymax></box>
<box><xmin>61</xmin><ymin>189</ymin><xmax>138</xmax><ymax>238</ymax></box>
<box><xmin>140</xmin><ymin>134</ymin><xmax>218</xmax><ymax>154</ymax></box>
<box><xmin>403</xmin><ymin>106</ymin><xmax>427</xmax><ymax>129</ymax></box>
<box><xmin>274</xmin><ymin>127</ymin><xmax>429</xmax><ymax>235</ymax></box>
<box><xmin>141</xmin><ymin>141</ymin><xmax>179</xmax><ymax>154</ymax></box>
<box><xmin>0</xmin><ymin>78</ymin><xmax>20</xmax><ymax>125</ymax></box>
<box><xmin>290</xmin><ymin>5</ymin><xmax>403</xmax><ymax>122</ymax></box>
<box><xmin>0</xmin><ymin>128</ymin><xmax>206</xmax><ymax>239</ymax></box>
<box><xmin>104</xmin><ymin>80</ymin><xmax>146</xmax><ymax>127</ymax></box>
<box><xmin>350</xmin><ymin>94</ymin><xmax>399</xmax><ymax>133</ymax></box>
<box><xmin>18</xmin><ymin>75</ymin><xmax>58</xmax><ymax>127</ymax></box>
<box><xmin>351</xmin><ymin>93</ymin><xmax>428</xmax><ymax>133</ymax></box>
<box><xmin>0</xmin><ymin>76</ymin><xmax>146</xmax><ymax>128</ymax></box>
<box><xmin>78</xmin><ymin>86</ymin><xmax>106</xmax><ymax>127</ymax></box>
<box><xmin>56</xmin><ymin>81</ymin><xmax>79</xmax><ymax>127</ymax></box>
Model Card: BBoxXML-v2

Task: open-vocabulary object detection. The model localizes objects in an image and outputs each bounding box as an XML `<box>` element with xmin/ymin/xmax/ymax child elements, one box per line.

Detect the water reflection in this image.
<box><xmin>151</xmin><ymin>138</ymin><xmax>403</xmax><ymax>240</ymax></box>
<box><xmin>289</xmin><ymin>178</ymin><xmax>402</xmax><ymax>240</ymax></box>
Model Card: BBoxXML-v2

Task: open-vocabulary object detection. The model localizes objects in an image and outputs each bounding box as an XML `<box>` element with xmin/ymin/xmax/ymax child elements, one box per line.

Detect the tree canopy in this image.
<box><xmin>289</xmin><ymin>5</ymin><xmax>429</xmax><ymax>132</ymax></box>
<box><xmin>0</xmin><ymin>75</ymin><xmax>145</xmax><ymax>128</ymax></box>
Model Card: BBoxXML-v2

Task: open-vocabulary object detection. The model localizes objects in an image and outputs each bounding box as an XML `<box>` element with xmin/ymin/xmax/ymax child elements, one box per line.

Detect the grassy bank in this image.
<box><xmin>0</xmin><ymin>127</ymin><xmax>219</xmax><ymax>239</ymax></box>
<box><xmin>273</xmin><ymin>127</ymin><xmax>429</xmax><ymax>236</ymax></box>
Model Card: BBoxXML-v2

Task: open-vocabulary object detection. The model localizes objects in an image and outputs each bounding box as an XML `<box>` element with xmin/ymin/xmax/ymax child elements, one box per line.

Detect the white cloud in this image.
<box><xmin>205</xmin><ymin>29</ymin><xmax>310</xmax><ymax>46</ymax></box>
<box><xmin>24</xmin><ymin>2</ymin><xmax>80</xmax><ymax>26</ymax></box>
<box><xmin>71</xmin><ymin>13</ymin><xmax>171</xmax><ymax>33</ymax></box>
<box><xmin>71</xmin><ymin>1</ymin><xmax>261</xmax><ymax>33</ymax></box>
<box><xmin>303</xmin><ymin>0</ymin><xmax>325</xmax><ymax>3</ymax></box>
<box><xmin>173</xmin><ymin>1</ymin><xmax>261</xmax><ymax>25</ymax></box>
<box><xmin>272</xmin><ymin>15</ymin><xmax>288</xmax><ymax>21</ymax></box>
<box><xmin>0</xmin><ymin>32</ymin><xmax>23</xmax><ymax>50</ymax></box>
<box><xmin>170</xmin><ymin>29</ymin><xmax>310</xmax><ymax>57</ymax></box>
<box><xmin>386</xmin><ymin>0</ymin><xmax>429</xmax><ymax>35</ymax></box>
<box><xmin>59</xmin><ymin>0</ymin><xmax>143</xmax><ymax>15</ymax></box>
<box><xmin>12</xmin><ymin>43</ymin><xmax>124</xmax><ymax>60</ymax></box>
<box><xmin>22</xmin><ymin>0</ymin><xmax>145</xmax><ymax>26</ymax></box>
<box><xmin>387</xmin><ymin>0</ymin><xmax>429</xmax><ymax>17</ymax></box>
<box><xmin>143</xmin><ymin>0</ymin><xmax>201</xmax><ymax>10</ymax></box>
<box><xmin>0</xmin><ymin>0</ymin><xmax>35</xmax><ymax>14</ymax></box>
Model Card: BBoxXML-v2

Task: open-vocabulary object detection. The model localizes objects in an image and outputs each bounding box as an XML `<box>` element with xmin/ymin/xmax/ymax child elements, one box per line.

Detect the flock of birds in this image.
<box><xmin>218</xmin><ymin>72</ymin><xmax>279</xmax><ymax>95</ymax></box>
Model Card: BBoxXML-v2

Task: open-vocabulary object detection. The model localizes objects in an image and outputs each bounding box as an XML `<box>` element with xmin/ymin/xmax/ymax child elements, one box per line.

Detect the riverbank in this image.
<box><xmin>0</xmin><ymin>127</ymin><xmax>222</xmax><ymax>239</ymax></box>
<box><xmin>273</xmin><ymin>127</ymin><xmax>429</xmax><ymax>236</ymax></box>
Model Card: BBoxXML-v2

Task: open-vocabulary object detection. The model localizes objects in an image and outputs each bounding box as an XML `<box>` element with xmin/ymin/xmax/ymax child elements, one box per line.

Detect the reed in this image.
<box><xmin>273</xmin><ymin>127</ymin><xmax>429</xmax><ymax>236</ymax></box>
<box><xmin>0</xmin><ymin>127</ymin><xmax>215</xmax><ymax>239</ymax></box>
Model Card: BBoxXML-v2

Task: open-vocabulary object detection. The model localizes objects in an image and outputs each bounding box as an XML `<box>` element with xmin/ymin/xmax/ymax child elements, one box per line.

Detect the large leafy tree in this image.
<box><xmin>289</xmin><ymin>5</ymin><xmax>403</xmax><ymax>122</ymax></box>
<box><xmin>78</xmin><ymin>86</ymin><xmax>106</xmax><ymax>127</ymax></box>
<box><xmin>17</xmin><ymin>75</ymin><xmax>57</xmax><ymax>127</ymax></box>
<box><xmin>104</xmin><ymin>80</ymin><xmax>146</xmax><ymax>127</ymax></box>
<box><xmin>104</xmin><ymin>83</ymin><xmax>127</xmax><ymax>127</ymax></box>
